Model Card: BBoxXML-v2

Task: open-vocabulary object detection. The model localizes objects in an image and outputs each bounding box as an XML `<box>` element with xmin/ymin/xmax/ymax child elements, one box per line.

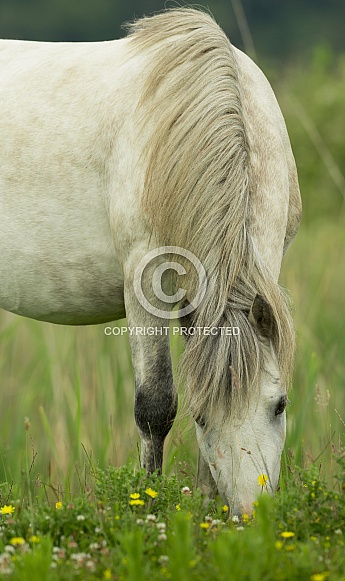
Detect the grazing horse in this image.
<box><xmin>0</xmin><ymin>9</ymin><xmax>301</xmax><ymax>514</ymax></box>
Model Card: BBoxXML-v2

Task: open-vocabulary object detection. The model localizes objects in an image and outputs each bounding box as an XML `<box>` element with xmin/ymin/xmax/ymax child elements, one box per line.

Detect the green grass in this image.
<box><xmin>0</xmin><ymin>459</ymin><xmax>344</xmax><ymax>580</ymax></box>
<box><xmin>281</xmin><ymin>221</ymin><xmax>345</xmax><ymax>476</ymax></box>
<box><xmin>0</xmin><ymin>312</ymin><xmax>198</xmax><ymax>489</ymax></box>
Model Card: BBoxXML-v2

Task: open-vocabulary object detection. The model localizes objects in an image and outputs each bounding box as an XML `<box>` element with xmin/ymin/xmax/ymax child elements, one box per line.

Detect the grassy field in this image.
<box><xmin>0</xmin><ymin>56</ymin><xmax>344</xmax><ymax>578</ymax></box>
<box><xmin>0</xmin><ymin>461</ymin><xmax>344</xmax><ymax>580</ymax></box>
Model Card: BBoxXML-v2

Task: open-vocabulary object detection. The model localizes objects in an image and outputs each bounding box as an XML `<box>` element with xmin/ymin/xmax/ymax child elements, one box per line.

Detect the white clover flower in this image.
<box><xmin>71</xmin><ymin>553</ymin><xmax>91</xmax><ymax>567</ymax></box>
<box><xmin>158</xmin><ymin>533</ymin><xmax>167</xmax><ymax>542</ymax></box>
<box><xmin>231</xmin><ymin>515</ymin><xmax>240</xmax><ymax>523</ymax></box>
<box><xmin>204</xmin><ymin>515</ymin><xmax>213</xmax><ymax>523</ymax></box>
<box><xmin>77</xmin><ymin>515</ymin><xmax>85</xmax><ymax>521</ymax></box>
<box><xmin>156</xmin><ymin>522</ymin><xmax>166</xmax><ymax>531</ymax></box>
<box><xmin>86</xmin><ymin>560</ymin><xmax>96</xmax><ymax>571</ymax></box>
<box><xmin>146</xmin><ymin>514</ymin><xmax>156</xmax><ymax>522</ymax></box>
<box><xmin>136</xmin><ymin>519</ymin><xmax>144</xmax><ymax>525</ymax></box>
<box><xmin>89</xmin><ymin>543</ymin><xmax>100</xmax><ymax>551</ymax></box>
<box><xmin>181</xmin><ymin>486</ymin><xmax>191</xmax><ymax>495</ymax></box>
<box><xmin>0</xmin><ymin>552</ymin><xmax>13</xmax><ymax>573</ymax></box>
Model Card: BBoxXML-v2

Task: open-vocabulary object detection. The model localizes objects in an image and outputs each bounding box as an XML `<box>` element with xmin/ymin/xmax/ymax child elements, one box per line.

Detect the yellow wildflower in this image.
<box><xmin>281</xmin><ymin>531</ymin><xmax>295</xmax><ymax>539</ymax></box>
<box><xmin>55</xmin><ymin>502</ymin><xmax>63</xmax><ymax>510</ymax></box>
<box><xmin>29</xmin><ymin>536</ymin><xmax>40</xmax><ymax>543</ymax></box>
<box><xmin>129</xmin><ymin>493</ymin><xmax>140</xmax><ymax>500</ymax></box>
<box><xmin>275</xmin><ymin>541</ymin><xmax>283</xmax><ymax>550</ymax></box>
<box><xmin>242</xmin><ymin>513</ymin><xmax>249</xmax><ymax>523</ymax></box>
<box><xmin>257</xmin><ymin>474</ymin><xmax>269</xmax><ymax>487</ymax></box>
<box><xmin>175</xmin><ymin>504</ymin><xmax>181</xmax><ymax>511</ymax></box>
<box><xmin>104</xmin><ymin>569</ymin><xmax>112</xmax><ymax>580</ymax></box>
<box><xmin>310</xmin><ymin>574</ymin><xmax>329</xmax><ymax>581</ymax></box>
<box><xmin>200</xmin><ymin>522</ymin><xmax>210</xmax><ymax>529</ymax></box>
<box><xmin>129</xmin><ymin>499</ymin><xmax>145</xmax><ymax>506</ymax></box>
<box><xmin>10</xmin><ymin>537</ymin><xmax>25</xmax><ymax>545</ymax></box>
<box><xmin>285</xmin><ymin>544</ymin><xmax>296</xmax><ymax>551</ymax></box>
<box><xmin>222</xmin><ymin>505</ymin><xmax>228</xmax><ymax>513</ymax></box>
<box><xmin>0</xmin><ymin>505</ymin><xmax>15</xmax><ymax>515</ymax></box>
<box><xmin>145</xmin><ymin>488</ymin><xmax>158</xmax><ymax>498</ymax></box>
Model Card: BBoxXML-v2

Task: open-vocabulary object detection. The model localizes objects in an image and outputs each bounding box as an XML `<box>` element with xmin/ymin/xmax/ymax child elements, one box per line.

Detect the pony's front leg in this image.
<box><xmin>124</xmin><ymin>267</ymin><xmax>177</xmax><ymax>474</ymax></box>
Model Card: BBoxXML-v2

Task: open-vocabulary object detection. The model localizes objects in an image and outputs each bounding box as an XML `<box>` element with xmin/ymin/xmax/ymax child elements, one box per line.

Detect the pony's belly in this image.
<box><xmin>0</xmin><ymin>186</ymin><xmax>127</xmax><ymax>325</ymax></box>
<box><xmin>0</xmin><ymin>250</ymin><xmax>125</xmax><ymax>325</ymax></box>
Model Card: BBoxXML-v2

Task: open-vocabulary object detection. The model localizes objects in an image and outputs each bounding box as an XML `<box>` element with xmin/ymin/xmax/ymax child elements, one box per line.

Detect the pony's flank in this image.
<box><xmin>127</xmin><ymin>9</ymin><xmax>295</xmax><ymax>418</ymax></box>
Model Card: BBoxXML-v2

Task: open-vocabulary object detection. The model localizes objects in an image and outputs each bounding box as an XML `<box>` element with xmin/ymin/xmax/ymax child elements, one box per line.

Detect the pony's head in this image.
<box><xmin>194</xmin><ymin>296</ymin><xmax>288</xmax><ymax>515</ymax></box>
<box><xmin>180</xmin><ymin>287</ymin><xmax>294</xmax><ymax>516</ymax></box>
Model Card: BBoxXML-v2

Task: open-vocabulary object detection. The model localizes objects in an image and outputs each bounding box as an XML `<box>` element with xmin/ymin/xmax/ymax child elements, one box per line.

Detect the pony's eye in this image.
<box><xmin>195</xmin><ymin>415</ymin><xmax>206</xmax><ymax>428</ymax></box>
<box><xmin>275</xmin><ymin>395</ymin><xmax>288</xmax><ymax>416</ymax></box>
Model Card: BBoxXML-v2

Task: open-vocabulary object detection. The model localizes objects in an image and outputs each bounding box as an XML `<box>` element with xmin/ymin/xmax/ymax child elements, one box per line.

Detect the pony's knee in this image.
<box><xmin>134</xmin><ymin>384</ymin><xmax>178</xmax><ymax>441</ymax></box>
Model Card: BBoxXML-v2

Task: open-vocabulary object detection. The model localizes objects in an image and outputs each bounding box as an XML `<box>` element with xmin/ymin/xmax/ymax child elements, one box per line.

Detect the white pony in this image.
<box><xmin>0</xmin><ymin>9</ymin><xmax>301</xmax><ymax>514</ymax></box>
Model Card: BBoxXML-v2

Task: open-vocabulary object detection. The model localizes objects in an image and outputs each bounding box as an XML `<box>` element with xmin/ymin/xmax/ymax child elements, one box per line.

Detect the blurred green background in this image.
<box><xmin>0</xmin><ymin>1</ymin><xmax>344</xmax><ymax>490</ymax></box>
<box><xmin>1</xmin><ymin>0</ymin><xmax>345</xmax><ymax>63</ymax></box>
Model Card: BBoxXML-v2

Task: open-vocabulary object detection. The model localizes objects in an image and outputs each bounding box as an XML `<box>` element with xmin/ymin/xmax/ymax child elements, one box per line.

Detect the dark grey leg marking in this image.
<box><xmin>135</xmin><ymin>357</ymin><xmax>178</xmax><ymax>474</ymax></box>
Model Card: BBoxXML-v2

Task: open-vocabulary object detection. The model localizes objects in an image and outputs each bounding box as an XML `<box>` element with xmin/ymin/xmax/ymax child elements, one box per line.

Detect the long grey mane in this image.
<box><xmin>126</xmin><ymin>9</ymin><xmax>295</xmax><ymax>420</ymax></box>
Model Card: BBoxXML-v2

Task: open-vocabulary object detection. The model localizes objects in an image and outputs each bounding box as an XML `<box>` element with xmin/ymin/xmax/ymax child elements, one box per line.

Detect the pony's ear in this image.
<box><xmin>248</xmin><ymin>295</ymin><xmax>275</xmax><ymax>339</ymax></box>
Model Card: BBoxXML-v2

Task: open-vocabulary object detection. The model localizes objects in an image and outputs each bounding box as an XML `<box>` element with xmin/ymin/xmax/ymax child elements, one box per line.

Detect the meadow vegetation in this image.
<box><xmin>0</xmin><ymin>460</ymin><xmax>344</xmax><ymax>580</ymax></box>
